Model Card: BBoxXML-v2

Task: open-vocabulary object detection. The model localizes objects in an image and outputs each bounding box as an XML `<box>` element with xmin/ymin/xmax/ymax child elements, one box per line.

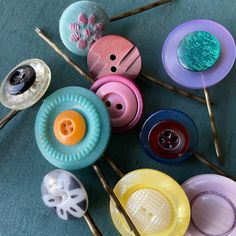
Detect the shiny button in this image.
<box><xmin>0</xmin><ymin>59</ymin><xmax>51</xmax><ymax>110</ymax></box>
<box><xmin>91</xmin><ymin>75</ymin><xmax>143</xmax><ymax>132</ymax></box>
<box><xmin>87</xmin><ymin>35</ymin><xmax>142</xmax><ymax>80</ymax></box>
<box><xmin>162</xmin><ymin>19</ymin><xmax>236</xmax><ymax>89</ymax></box>
<box><xmin>149</xmin><ymin>120</ymin><xmax>190</xmax><ymax>159</ymax></box>
<box><xmin>177</xmin><ymin>31</ymin><xmax>221</xmax><ymax>72</ymax></box>
<box><xmin>41</xmin><ymin>169</ymin><xmax>88</xmax><ymax>220</ymax></box>
<box><xmin>110</xmin><ymin>169</ymin><xmax>190</xmax><ymax>236</ymax></box>
<box><xmin>182</xmin><ymin>174</ymin><xmax>236</xmax><ymax>236</ymax></box>
<box><xmin>54</xmin><ymin>110</ymin><xmax>86</xmax><ymax>146</ymax></box>
<box><xmin>140</xmin><ymin>109</ymin><xmax>198</xmax><ymax>163</ymax></box>
<box><xmin>5</xmin><ymin>65</ymin><xmax>36</xmax><ymax>95</ymax></box>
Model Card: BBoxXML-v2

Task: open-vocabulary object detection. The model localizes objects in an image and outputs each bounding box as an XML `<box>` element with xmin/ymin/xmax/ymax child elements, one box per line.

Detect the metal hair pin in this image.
<box><xmin>35</xmin><ymin>28</ymin><xmax>207</xmax><ymax>105</ymax></box>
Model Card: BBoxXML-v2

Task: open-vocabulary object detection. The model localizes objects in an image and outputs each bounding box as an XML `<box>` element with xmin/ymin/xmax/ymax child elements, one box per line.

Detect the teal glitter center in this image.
<box><xmin>177</xmin><ymin>31</ymin><xmax>221</xmax><ymax>72</ymax></box>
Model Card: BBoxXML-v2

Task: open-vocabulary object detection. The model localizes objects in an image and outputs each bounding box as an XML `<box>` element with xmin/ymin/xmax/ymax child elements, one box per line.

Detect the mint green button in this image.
<box><xmin>177</xmin><ymin>31</ymin><xmax>221</xmax><ymax>72</ymax></box>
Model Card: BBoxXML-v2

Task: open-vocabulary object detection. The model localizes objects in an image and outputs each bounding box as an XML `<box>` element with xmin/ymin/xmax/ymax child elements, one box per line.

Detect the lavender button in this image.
<box><xmin>182</xmin><ymin>174</ymin><xmax>236</xmax><ymax>236</ymax></box>
<box><xmin>162</xmin><ymin>19</ymin><xmax>236</xmax><ymax>89</ymax></box>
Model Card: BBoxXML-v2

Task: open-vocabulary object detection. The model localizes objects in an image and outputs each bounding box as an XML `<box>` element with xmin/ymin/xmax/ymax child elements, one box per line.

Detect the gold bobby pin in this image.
<box><xmin>35</xmin><ymin>27</ymin><xmax>141</xmax><ymax>236</ymax></box>
<box><xmin>110</xmin><ymin>0</ymin><xmax>173</xmax><ymax>22</ymax></box>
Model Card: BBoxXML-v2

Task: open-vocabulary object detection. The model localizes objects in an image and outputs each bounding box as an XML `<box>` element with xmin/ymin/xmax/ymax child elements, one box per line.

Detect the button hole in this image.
<box><xmin>106</xmin><ymin>101</ymin><xmax>111</xmax><ymax>107</ymax></box>
<box><xmin>70</xmin><ymin>207</ymin><xmax>77</xmax><ymax>212</ymax></box>
<box><xmin>111</xmin><ymin>66</ymin><xmax>117</xmax><ymax>73</ymax></box>
<box><xmin>116</xmin><ymin>104</ymin><xmax>123</xmax><ymax>110</ymax></box>
<box><xmin>110</xmin><ymin>54</ymin><xmax>116</xmax><ymax>61</ymax></box>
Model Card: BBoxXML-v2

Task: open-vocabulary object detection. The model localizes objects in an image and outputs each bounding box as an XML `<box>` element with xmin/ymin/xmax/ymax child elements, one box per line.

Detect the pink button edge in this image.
<box><xmin>90</xmin><ymin>75</ymin><xmax>143</xmax><ymax>133</ymax></box>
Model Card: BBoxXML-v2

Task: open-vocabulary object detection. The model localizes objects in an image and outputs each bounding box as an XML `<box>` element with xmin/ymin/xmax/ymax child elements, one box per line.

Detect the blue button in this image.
<box><xmin>140</xmin><ymin>109</ymin><xmax>199</xmax><ymax>164</ymax></box>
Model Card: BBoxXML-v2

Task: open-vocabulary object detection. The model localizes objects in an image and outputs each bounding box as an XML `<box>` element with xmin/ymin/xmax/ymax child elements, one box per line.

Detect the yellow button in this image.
<box><xmin>110</xmin><ymin>169</ymin><xmax>190</xmax><ymax>236</ymax></box>
<box><xmin>53</xmin><ymin>110</ymin><xmax>86</xmax><ymax>146</ymax></box>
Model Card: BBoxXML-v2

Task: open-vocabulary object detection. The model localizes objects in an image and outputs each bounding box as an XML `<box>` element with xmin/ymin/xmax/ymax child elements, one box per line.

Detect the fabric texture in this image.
<box><xmin>0</xmin><ymin>0</ymin><xmax>236</xmax><ymax>235</ymax></box>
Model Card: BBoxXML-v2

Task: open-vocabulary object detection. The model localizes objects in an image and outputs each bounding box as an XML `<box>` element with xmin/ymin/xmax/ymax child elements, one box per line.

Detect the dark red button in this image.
<box><xmin>149</xmin><ymin>120</ymin><xmax>190</xmax><ymax>159</ymax></box>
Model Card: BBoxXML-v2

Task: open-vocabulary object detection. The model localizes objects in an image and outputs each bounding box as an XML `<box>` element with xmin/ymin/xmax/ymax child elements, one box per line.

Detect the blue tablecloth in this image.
<box><xmin>0</xmin><ymin>0</ymin><xmax>236</xmax><ymax>235</ymax></box>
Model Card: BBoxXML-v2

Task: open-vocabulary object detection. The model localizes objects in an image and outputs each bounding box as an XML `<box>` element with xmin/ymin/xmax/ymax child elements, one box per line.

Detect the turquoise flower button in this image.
<box><xmin>177</xmin><ymin>31</ymin><xmax>221</xmax><ymax>72</ymax></box>
<box><xmin>59</xmin><ymin>1</ymin><xmax>110</xmax><ymax>56</ymax></box>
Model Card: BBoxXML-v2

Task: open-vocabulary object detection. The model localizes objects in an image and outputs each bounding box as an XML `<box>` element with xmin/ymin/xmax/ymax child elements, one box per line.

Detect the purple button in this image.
<box><xmin>162</xmin><ymin>19</ymin><xmax>236</xmax><ymax>89</ymax></box>
<box><xmin>182</xmin><ymin>174</ymin><xmax>236</xmax><ymax>235</ymax></box>
<box><xmin>90</xmin><ymin>75</ymin><xmax>143</xmax><ymax>133</ymax></box>
<box><xmin>87</xmin><ymin>35</ymin><xmax>142</xmax><ymax>80</ymax></box>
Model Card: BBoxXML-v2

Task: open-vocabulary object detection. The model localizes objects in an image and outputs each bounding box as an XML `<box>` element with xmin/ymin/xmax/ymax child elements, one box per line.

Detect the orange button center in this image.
<box><xmin>53</xmin><ymin>110</ymin><xmax>86</xmax><ymax>146</ymax></box>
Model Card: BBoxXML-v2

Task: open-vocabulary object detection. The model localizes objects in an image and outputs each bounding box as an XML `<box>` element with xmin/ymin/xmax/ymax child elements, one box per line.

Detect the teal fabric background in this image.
<box><xmin>0</xmin><ymin>0</ymin><xmax>236</xmax><ymax>235</ymax></box>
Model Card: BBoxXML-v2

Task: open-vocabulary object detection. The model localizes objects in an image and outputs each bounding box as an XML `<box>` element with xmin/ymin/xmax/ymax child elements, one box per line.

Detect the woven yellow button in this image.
<box><xmin>110</xmin><ymin>169</ymin><xmax>190</xmax><ymax>236</ymax></box>
<box><xmin>53</xmin><ymin>110</ymin><xmax>86</xmax><ymax>146</ymax></box>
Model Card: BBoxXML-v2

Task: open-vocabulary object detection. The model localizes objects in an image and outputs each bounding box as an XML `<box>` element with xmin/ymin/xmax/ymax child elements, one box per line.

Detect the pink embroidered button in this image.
<box><xmin>91</xmin><ymin>75</ymin><xmax>143</xmax><ymax>133</ymax></box>
<box><xmin>87</xmin><ymin>35</ymin><xmax>142</xmax><ymax>80</ymax></box>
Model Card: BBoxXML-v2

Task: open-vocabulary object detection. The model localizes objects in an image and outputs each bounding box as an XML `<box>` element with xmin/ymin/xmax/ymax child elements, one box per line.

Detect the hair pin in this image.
<box><xmin>162</xmin><ymin>19</ymin><xmax>236</xmax><ymax>165</ymax></box>
<box><xmin>35</xmin><ymin>28</ymin><xmax>207</xmax><ymax>105</ymax></box>
<box><xmin>35</xmin><ymin>86</ymin><xmax>140</xmax><ymax>235</ymax></box>
<box><xmin>109</xmin><ymin>0</ymin><xmax>173</xmax><ymax>22</ymax></box>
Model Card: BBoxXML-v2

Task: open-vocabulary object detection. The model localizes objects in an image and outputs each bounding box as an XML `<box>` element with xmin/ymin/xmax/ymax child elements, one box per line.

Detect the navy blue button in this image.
<box><xmin>5</xmin><ymin>65</ymin><xmax>36</xmax><ymax>95</ymax></box>
<box><xmin>140</xmin><ymin>109</ymin><xmax>199</xmax><ymax>164</ymax></box>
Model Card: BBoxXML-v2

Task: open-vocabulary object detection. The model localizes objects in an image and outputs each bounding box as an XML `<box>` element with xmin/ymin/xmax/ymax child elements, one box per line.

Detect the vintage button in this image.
<box><xmin>182</xmin><ymin>174</ymin><xmax>236</xmax><ymax>236</ymax></box>
<box><xmin>0</xmin><ymin>59</ymin><xmax>51</xmax><ymax>110</ymax></box>
<box><xmin>149</xmin><ymin>120</ymin><xmax>190</xmax><ymax>159</ymax></box>
<box><xmin>53</xmin><ymin>110</ymin><xmax>86</xmax><ymax>146</ymax></box>
<box><xmin>110</xmin><ymin>169</ymin><xmax>190</xmax><ymax>236</ymax></box>
<box><xmin>177</xmin><ymin>31</ymin><xmax>221</xmax><ymax>72</ymax></box>
<box><xmin>41</xmin><ymin>169</ymin><xmax>88</xmax><ymax>220</ymax></box>
<box><xmin>162</xmin><ymin>19</ymin><xmax>236</xmax><ymax>89</ymax></box>
<box><xmin>140</xmin><ymin>109</ymin><xmax>198</xmax><ymax>163</ymax></box>
<box><xmin>35</xmin><ymin>86</ymin><xmax>111</xmax><ymax>170</ymax></box>
<box><xmin>59</xmin><ymin>1</ymin><xmax>110</xmax><ymax>56</ymax></box>
<box><xmin>90</xmin><ymin>75</ymin><xmax>143</xmax><ymax>132</ymax></box>
<box><xmin>5</xmin><ymin>65</ymin><xmax>36</xmax><ymax>95</ymax></box>
<box><xmin>87</xmin><ymin>35</ymin><xmax>142</xmax><ymax>80</ymax></box>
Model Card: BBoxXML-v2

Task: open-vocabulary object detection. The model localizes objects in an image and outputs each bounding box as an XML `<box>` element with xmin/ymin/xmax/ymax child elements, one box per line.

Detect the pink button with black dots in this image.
<box><xmin>87</xmin><ymin>35</ymin><xmax>142</xmax><ymax>80</ymax></box>
<box><xmin>90</xmin><ymin>75</ymin><xmax>143</xmax><ymax>133</ymax></box>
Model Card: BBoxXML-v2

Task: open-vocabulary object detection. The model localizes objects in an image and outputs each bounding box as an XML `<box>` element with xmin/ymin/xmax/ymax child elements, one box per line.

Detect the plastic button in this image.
<box><xmin>53</xmin><ymin>110</ymin><xmax>86</xmax><ymax>146</ymax></box>
<box><xmin>140</xmin><ymin>109</ymin><xmax>198</xmax><ymax>163</ymax></box>
<box><xmin>182</xmin><ymin>174</ymin><xmax>236</xmax><ymax>236</ymax></box>
<box><xmin>87</xmin><ymin>35</ymin><xmax>142</xmax><ymax>80</ymax></box>
<box><xmin>59</xmin><ymin>1</ymin><xmax>110</xmax><ymax>56</ymax></box>
<box><xmin>162</xmin><ymin>19</ymin><xmax>236</xmax><ymax>89</ymax></box>
<box><xmin>110</xmin><ymin>169</ymin><xmax>190</xmax><ymax>236</ymax></box>
<box><xmin>149</xmin><ymin>120</ymin><xmax>190</xmax><ymax>159</ymax></box>
<box><xmin>41</xmin><ymin>169</ymin><xmax>88</xmax><ymax>220</ymax></box>
<box><xmin>35</xmin><ymin>86</ymin><xmax>111</xmax><ymax>170</ymax></box>
<box><xmin>91</xmin><ymin>75</ymin><xmax>143</xmax><ymax>132</ymax></box>
<box><xmin>5</xmin><ymin>65</ymin><xmax>36</xmax><ymax>95</ymax></box>
<box><xmin>177</xmin><ymin>31</ymin><xmax>221</xmax><ymax>72</ymax></box>
<box><xmin>0</xmin><ymin>59</ymin><xmax>51</xmax><ymax>110</ymax></box>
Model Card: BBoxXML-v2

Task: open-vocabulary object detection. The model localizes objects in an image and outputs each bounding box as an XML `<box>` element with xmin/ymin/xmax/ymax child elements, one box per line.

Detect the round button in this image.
<box><xmin>5</xmin><ymin>65</ymin><xmax>36</xmax><ymax>95</ymax></box>
<box><xmin>35</xmin><ymin>86</ymin><xmax>111</xmax><ymax>170</ymax></box>
<box><xmin>59</xmin><ymin>1</ymin><xmax>110</xmax><ymax>56</ymax></box>
<box><xmin>177</xmin><ymin>31</ymin><xmax>221</xmax><ymax>72</ymax></box>
<box><xmin>41</xmin><ymin>169</ymin><xmax>88</xmax><ymax>220</ymax></box>
<box><xmin>110</xmin><ymin>169</ymin><xmax>190</xmax><ymax>236</ymax></box>
<box><xmin>90</xmin><ymin>75</ymin><xmax>143</xmax><ymax>133</ymax></box>
<box><xmin>87</xmin><ymin>35</ymin><xmax>142</xmax><ymax>80</ymax></box>
<box><xmin>162</xmin><ymin>19</ymin><xmax>236</xmax><ymax>89</ymax></box>
<box><xmin>182</xmin><ymin>174</ymin><xmax>236</xmax><ymax>236</ymax></box>
<box><xmin>149</xmin><ymin>120</ymin><xmax>190</xmax><ymax>159</ymax></box>
<box><xmin>53</xmin><ymin>110</ymin><xmax>86</xmax><ymax>146</ymax></box>
<box><xmin>140</xmin><ymin>109</ymin><xmax>198</xmax><ymax>163</ymax></box>
<box><xmin>0</xmin><ymin>59</ymin><xmax>51</xmax><ymax>110</ymax></box>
